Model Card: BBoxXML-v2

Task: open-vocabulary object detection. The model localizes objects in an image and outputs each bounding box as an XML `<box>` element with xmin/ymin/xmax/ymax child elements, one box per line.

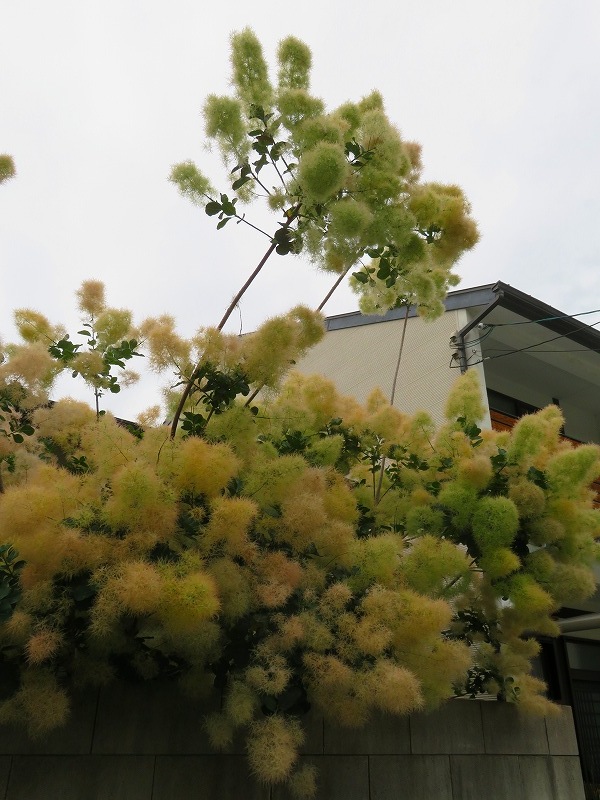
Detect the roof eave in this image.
<box><xmin>491</xmin><ymin>281</ymin><xmax>600</xmax><ymax>350</ymax></box>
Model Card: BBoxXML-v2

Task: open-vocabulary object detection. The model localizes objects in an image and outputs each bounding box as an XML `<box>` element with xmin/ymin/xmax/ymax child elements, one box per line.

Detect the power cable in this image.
<box><xmin>456</xmin><ymin>317</ymin><xmax>600</xmax><ymax>367</ymax></box>
<box><xmin>480</xmin><ymin>347</ymin><xmax>600</xmax><ymax>355</ymax></box>
<box><xmin>481</xmin><ymin>307</ymin><xmax>600</xmax><ymax>328</ymax></box>
<box><xmin>459</xmin><ymin>327</ymin><xmax>494</xmax><ymax>348</ymax></box>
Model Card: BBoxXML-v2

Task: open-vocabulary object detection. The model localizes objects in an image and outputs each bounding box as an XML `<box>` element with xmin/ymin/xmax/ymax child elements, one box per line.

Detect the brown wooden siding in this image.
<box><xmin>489</xmin><ymin>408</ymin><xmax>600</xmax><ymax>507</ymax></box>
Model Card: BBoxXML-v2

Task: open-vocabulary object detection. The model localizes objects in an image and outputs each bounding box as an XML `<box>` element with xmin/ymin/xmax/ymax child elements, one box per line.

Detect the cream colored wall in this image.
<box><xmin>295</xmin><ymin>310</ymin><xmax>467</xmax><ymax>427</ymax></box>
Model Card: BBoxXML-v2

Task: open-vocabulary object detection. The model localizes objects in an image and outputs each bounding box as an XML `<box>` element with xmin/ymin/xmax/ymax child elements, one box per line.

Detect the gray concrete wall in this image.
<box><xmin>0</xmin><ymin>688</ymin><xmax>585</xmax><ymax>800</ymax></box>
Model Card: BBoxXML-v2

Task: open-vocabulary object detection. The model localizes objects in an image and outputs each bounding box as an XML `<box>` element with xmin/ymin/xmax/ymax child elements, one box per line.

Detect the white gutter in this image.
<box><xmin>557</xmin><ymin>613</ymin><xmax>600</xmax><ymax>633</ymax></box>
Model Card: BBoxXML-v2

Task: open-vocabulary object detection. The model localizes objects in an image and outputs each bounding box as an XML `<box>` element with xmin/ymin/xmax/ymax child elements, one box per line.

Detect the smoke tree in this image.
<box><xmin>167</xmin><ymin>28</ymin><xmax>478</xmax><ymax>436</ymax></box>
<box><xmin>0</xmin><ymin>32</ymin><xmax>599</xmax><ymax>796</ymax></box>
<box><xmin>0</xmin><ymin>155</ymin><xmax>16</xmax><ymax>185</ymax></box>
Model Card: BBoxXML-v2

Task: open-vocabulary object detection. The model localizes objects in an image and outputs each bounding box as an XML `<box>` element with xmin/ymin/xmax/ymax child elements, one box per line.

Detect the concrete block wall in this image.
<box><xmin>0</xmin><ymin>686</ymin><xmax>585</xmax><ymax>799</ymax></box>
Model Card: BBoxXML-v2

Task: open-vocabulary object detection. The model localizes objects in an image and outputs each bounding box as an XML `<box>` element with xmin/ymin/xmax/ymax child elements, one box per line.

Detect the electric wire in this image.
<box><xmin>479</xmin><ymin>347</ymin><xmax>600</xmax><ymax>355</ymax></box>
<box><xmin>480</xmin><ymin>307</ymin><xmax>600</xmax><ymax>328</ymax></box>
<box><xmin>459</xmin><ymin>327</ymin><xmax>494</xmax><ymax>348</ymax></box>
<box><xmin>451</xmin><ymin>317</ymin><xmax>600</xmax><ymax>368</ymax></box>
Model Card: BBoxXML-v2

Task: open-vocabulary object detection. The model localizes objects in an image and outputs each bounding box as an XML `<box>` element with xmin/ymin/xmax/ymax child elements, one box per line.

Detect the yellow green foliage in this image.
<box><xmin>207</xmin><ymin>557</ymin><xmax>252</xmax><ymax>621</ymax></box>
<box><xmin>0</xmin><ymin>154</ymin><xmax>16</xmax><ymax>183</ymax></box>
<box><xmin>204</xmin><ymin>711</ymin><xmax>234</xmax><ymax>751</ymax></box>
<box><xmin>508</xmin><ymin>480</ymin><xmax>546</xmax><ymax>519</ymax></box>
<box><xmin>298</xmin><ymin>142</ymin><xmax>349</xmax><ymax>202</ymax></box>
<box><xmin>277</xmin><ymin>36</ymin><xmax>312</xmax><ymax>92</ymax></box>
<box><xmin>405</xmin><ymin>505</ymin><xmax>444</xmax><ymax>537</ymax></box>
<box><xmin>203</xmin><ymin>496</ymin><xmax>258</xmax><ymax>556</ymax></box>
<box><xmin>1</xmin><ymin>43</ymin><xmax>598</xmax><ymax>786</ymax></box>
<box><xmin>104</xmin><ymin>463</ymin><xmax>176</xmax><ymax>534</ymax></box>
<box><xmin>13</xmin><ymin>310</ymin><xmax>62</xmax><ymax>344</ymax></box>
<box><xmin>399</xmin><ymin>536</ymin><xmax>471</xmax><ymax>597</ymax></box>
<box><xmin>76</xmin><ymin>280</ymin><xmax>105</xmax><ymax>317</ymax></box>
<box><xmin>171</xmin><ymin>438</ymin><xmax>240</xmax><ymax>498</ymax></box>
<box><xmin>241</xmin><ymin>307</ymin><xmax>324</xmax><ymax>389</ymax></box>
<box><xmin>546</xmin><ymin>445</ymin><xmax>600</xmax><ymax>501</ymax></box>
<box><xmin>230</xmin><ymin>28</ymin><xmax>273</xmax><ymax>112</ymax></box>
<box><xmin>139</xmin><ymin>314</ymin><xmax>191</xmax><ymax>372</ymax></box>
<box><xmin>281</xmin><ymin>490</ymin><xmax>328</xmax><ymax>550</ymax></box>
<box><xmin>479</xmin><ymin>548</ymin><xmax>521</xmax><ymax>580</ymax></box>
<box><xmin>507</xmin><ymin>406</ymin><xmax>564</xmax><ymax>467</ymax></box>
<box><xmin>0</xmin><ymin>342</ymin><xmax>57</xmax><ymax>408</ymax></box>
<box><xmin>346</xmin><ymin>532</ymin><xmax>404</xmax><ymax>591</ymax></box>
<box><xmin>243</xmin><ymin>454</ymin><xmax>307</xmax><ymax>506</ymax></box>
<box><xmin>289</xmin><ymin>764</ymin><xmax>318</xmax><ymax>800</ymax></box>
<box><xmin>33</xmin><ymin>399</ymin><xmax>96</xmax><ymax>453</ymax></box>
<box><xmin>109</xmin><ymin>561</ymin><xmax>163</xmax><ymax>615</ymax></box>
<box><xmin>157</xmin><ymin>567</ymin><xmax>220</xmax><ymax>636</ymax></box>
<box><xmin>0</xmin><ymin>670</ymin><xmax>69</xmax><ymax>738</ymax></box>
<box><xmin>472</xmin><ymin>496</ymin><xmax>519</xmax><ymax>552</ymax></box>
<box><xmin>437</xmin><ymin>482</ymin><xmax>478</xmax><ymax>530</ymax></box>
<box><xmin>1</xmin><ymin>353</ymin><xmax>599</xmax><ymax>791</ymax></box>
<box><xmin>94</xmin><ymin>309</ymin><xmax>133</xmax><ymax>349</ymax></box>
<box><xmin>368</xmin><ymin>659</ymin><xmax>423</xmax><ymax>714</ymax></box>
<box><xmin>457</xmin><ymin>454</ymin><xmax>493</xmax><ymax>490</ymax></box>
<box><xmin>247</xmin><ymin>715</ymin><xmax>304</xmax><ymax>784</ymax></box>
<box><xmin>224</xmin><ymin>679</ymin><xmax>258</xmax><ymax>727</ymax></box>
<box><xmin>401</xmin><ymin>637</ymin><xmax>472</xmax><ymax>708</ymax></box>
<box><xmin>168</xmin><ymin>29</ymin><xmax>479</xmax><ymax>321</ymax></box>
<box><xmin>304</xmin><ymin>653</ymin><xmax>370</xmax><ymax>727</ymax></box>
<box><xmin>204</xmin><ymin>96</ymin><xmax>247</xmax><ymax>162</ymax></box>
<box><xmin>444</xmin><ymin>368</ymin><xmax>485</xmax><ymax>425</ymax></box>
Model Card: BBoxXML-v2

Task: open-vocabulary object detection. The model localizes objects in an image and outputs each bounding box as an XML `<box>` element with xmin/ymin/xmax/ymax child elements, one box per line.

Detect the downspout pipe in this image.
<box><xmin>452</xmin><ymin>288</ymin><xmax>504</xmax><ymax>373</ymax></box>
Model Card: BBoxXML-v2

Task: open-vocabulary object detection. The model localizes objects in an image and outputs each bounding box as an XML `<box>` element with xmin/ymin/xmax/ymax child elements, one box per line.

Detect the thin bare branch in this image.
<box><xmin>170</xmin><ymin>206</ymin><xmax>300</xmax><ymax>438</ymax></box>
<box><xmin>390</xmin><ymin>302</ymin><xmax>411</xmax><ymax>407</ymax></box>
<box><xmin>317</xmin><ymin>266</ymin><xmax>352</xmax><ymax>311</ymax></box>
<box><xmin>233</xmin><ymin>214</ymin><xmax>272</xmax><ymax>239</ymax></box>
<box><xmin>375</xmin><ymin>303</ymin><xmax>411</xmax><ymax>503</ymax></box>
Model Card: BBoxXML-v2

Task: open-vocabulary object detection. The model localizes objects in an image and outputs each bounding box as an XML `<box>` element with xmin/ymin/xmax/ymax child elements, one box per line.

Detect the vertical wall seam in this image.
<box><xmin>89</xmin><ymin>687</ymin><xmax>101</xmax><ymax>754</ymax></box>
<box><xmin>543</xmin><ymin>716</ymin><xmax>551</xmax><ymax>755</ymax></box>
<box><xmin>481</xmin><ymin>705</ymin><xmax>489</xmax><ymax>754</ymax></box>
<box><xmin>149</xmin><ymin>755</ymin><xmax>157</xmax><ymax>800</ymax></box>
<box><xmin>516</xmin><ymin>754</ymin><xmax>525</xmax><ymax>800</ymax></box>
<box><xmin>3</xmin><ymin>756</ymin><xmax>13</xmax><ymax>800</ymax></box>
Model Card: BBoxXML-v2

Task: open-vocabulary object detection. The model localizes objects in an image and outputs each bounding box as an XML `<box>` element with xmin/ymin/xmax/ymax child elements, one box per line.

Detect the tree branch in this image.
<box><xmin>375</xmin><ymin>302</ymin><xmax>411</xmax><ymax>503</ymax></box>
<box><xmin>170</xmin><ymin>206</ymin><xmax>300</xmax><ymax>438</ymax></box>
<box><xmin>317</xmin><ymin>266</ymin><xmax>352</xmax><ymax>311</ymax></box>
<box><xmin>390</xmin><ymin>301</ymin><xmax>411</xmax><ymax>407</ymax></box>
<box><xmin>244</xmin><ymin>384</ymin><xmax>261</xmax><ymax>408</ymax></box>
<box><xmin>233</xmin><ymin>214</ymin><xmax>272</xmax><ymax>240</ymax></box>
<box><xmin>250</xmin><ymin>171</ymin><xmax>272</xmax><ymax>197</ymax></box>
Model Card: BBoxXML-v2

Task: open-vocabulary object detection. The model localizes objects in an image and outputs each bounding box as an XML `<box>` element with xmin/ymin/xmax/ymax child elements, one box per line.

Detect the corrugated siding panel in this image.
<box><xmin>295</xmin><ymin>311</ymin><xmax>462</xmax><ymax>426</ymax></box>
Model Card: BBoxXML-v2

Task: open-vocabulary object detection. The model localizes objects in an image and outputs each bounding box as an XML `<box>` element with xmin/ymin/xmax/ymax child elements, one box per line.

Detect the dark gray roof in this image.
<box><xmin>325</xmin><ymin>281</ymin><xmax>600</xmax><ymax>351</ymax></box>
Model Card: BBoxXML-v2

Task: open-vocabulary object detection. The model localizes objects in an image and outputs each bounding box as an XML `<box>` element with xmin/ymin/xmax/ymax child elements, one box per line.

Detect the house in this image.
<box><xmin>296</xmin><ymin>280</ymin><xmax>600</xmax><ymax>792</ymax></box>
<box><xmin>297</xmin><ymin>281</ymin><xmax>600</xmax><ymax>438</ymax></box>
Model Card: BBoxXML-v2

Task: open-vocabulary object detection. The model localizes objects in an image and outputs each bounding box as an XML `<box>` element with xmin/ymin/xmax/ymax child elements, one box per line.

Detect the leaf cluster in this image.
<box><xmin>170</xmin><ymin>29</ymin><xmax>479</xmax><ymax>319</ymax></box>
<box><xmin>0</xmin><ymin>365</ymin><xmax>598</xmax><ymax>789</ymax></box>
<box><xmin>0</xmin><ymin>545</ymin><xmax>24</xmax><ymax>623</ymax></box>
<box><xmin>2</xmin><ymin>29</ymin><xmax>597</xmax><ymax>797</ymax></box>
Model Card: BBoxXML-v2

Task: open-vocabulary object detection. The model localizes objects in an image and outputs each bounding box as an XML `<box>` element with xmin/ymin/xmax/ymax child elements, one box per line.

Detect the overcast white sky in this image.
<box><xmin>2</xmin><ymin>1</ymin><xmax>600</xmax><ymax>417</ymax></box>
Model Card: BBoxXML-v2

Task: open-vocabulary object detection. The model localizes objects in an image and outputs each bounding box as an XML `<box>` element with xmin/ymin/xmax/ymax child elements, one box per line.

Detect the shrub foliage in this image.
<box><xmin>1</xmin><ymin>30</ymin><xmax>598</xmax><ymax>796</ymax></box>
<box><xmin>1</xmin><ymin>322</ymin><xmax>599</xmax><ymax>788</ymax></box>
